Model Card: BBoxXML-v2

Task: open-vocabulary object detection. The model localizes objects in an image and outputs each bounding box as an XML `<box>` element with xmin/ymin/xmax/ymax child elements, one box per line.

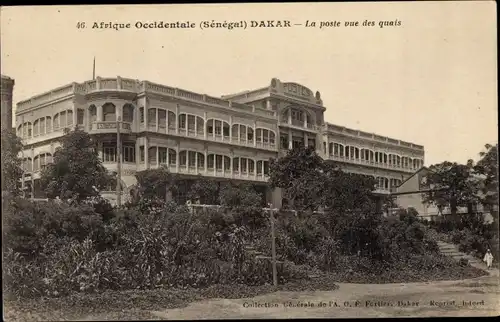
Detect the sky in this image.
<box><xmin>1</xmin><ymin>2</ymin><xmax>497</xmax><ymax>166</ymax></box>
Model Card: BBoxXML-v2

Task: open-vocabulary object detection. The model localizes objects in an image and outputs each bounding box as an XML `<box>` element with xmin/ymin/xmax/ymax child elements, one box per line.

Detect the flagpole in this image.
<box><xmin>92</xmin><ymin>57</ymin><xmax>96</xmax><ymax>80</ymax></box>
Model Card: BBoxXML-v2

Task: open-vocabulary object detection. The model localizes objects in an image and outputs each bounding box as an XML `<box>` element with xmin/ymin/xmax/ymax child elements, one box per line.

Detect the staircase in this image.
<box><xmin>437</xmin><ymin>240</ymin><xmax>481</xmax><ymax>265</ymax></box>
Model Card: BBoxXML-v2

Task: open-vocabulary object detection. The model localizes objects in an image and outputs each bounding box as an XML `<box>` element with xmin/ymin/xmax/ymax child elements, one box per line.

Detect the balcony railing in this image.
<box><xmin>91</xmin><ymin>121</ymin><xmax>132</xmax><ymax>133</ymax></box>
<box><xmin>328</xmin><ymin>154</ymin><xmax>418</xmax><ymax>172</ymax></box>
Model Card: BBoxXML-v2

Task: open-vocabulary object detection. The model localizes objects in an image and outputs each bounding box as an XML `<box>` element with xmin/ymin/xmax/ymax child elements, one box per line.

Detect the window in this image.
<box><xmin>207</xmin><ymin>154</ymin><xmax>215</xmax><ymax>169</ymax></box>
<box><xmin>168</xmin><ymin>111</ymin><xmax>176</xmax><ymax>128</ymax></box>
<box><xmin>158</xmin><ymin>109</ymin><xmax>167</xmax><ymax>127</ymax></box>
<box><xmin>256</xmin><ymin>129</ymin><xmax>262</xmax><ymax>143</ymax></box>
<box><xmin>168</xmin><ymin>149</ymin><xmax>176</xmax><ymax>165</ymax></box>
<box><xmin>216</xmin><ymin>155</ymin><xmax>222</xmax><ymax>170</ymax></box>
<box><xmin>189</xmin><ymin>151</ymin><xmax>197</xmax><ymax>167</ymax></box>
<box><xmin>103</xmin><ymin>144</ymin><xmax>116</xmax><ymax>162</ymax></box>
<box><xmin>248</xmin><ymin>159</ymin><xmax>255</xmax><ymax>173</ymax></box>
<box><xmin>257</xmin><ymin>161</ymin><xmax>263</xmax><ymax>174</ymax></box>
<box><xmin>140</xmin><ymin>146</ymin><xmax>145</xmax><ymax>162</ymax></box>
<box><xmin>139</xmin><ymin>107</ymin><xmax>145</xmax><ymax>123</ymax></box>
<box><xmin>60</xmin><ymin>111</ymin><xmax>67</xmax><ymax>127</ymax></box>
<box><xmin>33</xmin><ymin>156</ymin><xmax>40</xmax><ymax>172</ymax></box>
<box><xmin>222</xmin><ymin>122</ymin><xmax>229</xmax><ymax>137</ymax></box>
<box><xmin>148</xmin><ymin>147</ymin><xmax>156</xmax><ymax>163</ymax></box>
<box><xmin>197</xmin><ymin>153</ymin><xmax>204</xmax><ymax>168</ymax></box>
<box><xmin>196</xmin><ymin>117</ymin><xmax>204</xmax><ymax>133</ymax></box>
<box><xmin>179</xmin><ymin>151</ymin><xmax>187</xmax><ymax>166</ymax></box>
<box><xmin>179</xmin><ymin>114</ymin><xmax>187</xmax><ymax>129</ymax></box>
<box><xmin>239</xmin><ymin>125</ymin><xmax>247</xmax><ymax>141</ymax></box>
<box><xmin>148</xmin><ymin>108</ymin><xmax>156</xmax><ymax>126</ymax></box>
<box><xmin>247</xmin><ymin>128</ymin><xmax>254</xmax><ymax>141</ymax></box>
<box><xmin>159</xmin><ymin>147</ymin><xmax>168</xmax><ymax>164</ymax></box>
<box><xmin>77</xmin><ymin>109</ymin><xmax>85</xmax><ymax>125</ymax></box>
<box><xmin>33</xmin><ymin>120</ymin><xmax>39</xmax><ymax>136</ymax></box>
<box><xmin>232</xmin><ymin>124</ymin><xmax>239</xmax><ymax>138</ymax></box>
<box><xmin>67</xmin><ymin>110</ymin><xmax>73</xmax><ymax>125</ymax></box>
<box><xmin>187</xmin><ymin>115</ymin><xmax>195</xmax><ymax>131</ymax></box>
<box><xmin>53</xmin><ymin>114</ymin><xmax>60</xmax><ymax>129</ymax></box>
<box><xmin>264</xmin><ymin>161</ymin><xmax>269</xmax><ymax>175</ymax></box>
<box><xmin>122</xmin><ymin>105</ymin><xmax>134</xmax><ymax>123</ymax></box>
<box><xmin>40</xmin><ymin>118</ymin><xmax>46</xmax><ymax>134</ymax></box>
<box><xmin>215</xmin><ymin>120</ymin><xmax>222</xmax><ymax>135</ymax></box>
<box><xmin>123</xmin><ymin>145</ymin><xmax>135</xmax><ymax>163</ymax></box>
<box><xmin>270</xmin><ymin>132</ymin><xmax>275</xmax><ymax>145</ymax></box>
<box><xmin>224</xmin><ymin>156</ymin><xmax>230</xmax><ymax>171</ymax></box>
<box><xmin>207</xmin><ymin>120</ymin><xmax>214</xmax><ymax>135</ymax></box>
<box><xmin>234</xmin><ymin>157</ymin><xmax>240</xmax><ymax>171</ymax></box>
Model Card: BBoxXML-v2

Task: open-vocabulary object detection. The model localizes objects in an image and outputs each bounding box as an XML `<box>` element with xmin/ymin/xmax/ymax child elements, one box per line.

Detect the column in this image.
<box><xmin>186</xmin><ymin>150</ymin><xmax>189</xmax><ymax>171</ymax></box>
<box><xmin>144</xmin><ymin>137</ymin><xmax>149</xmax><ymax>169</ymax></box>
<box><xmin>185</xmin><ymin>115</ymin><xmax>188</xmax><ymax>137</ymax></box>
<box><xmin>213</xmin><ymin>154</ymin><xmax>217</xmax><ymax>176</ymax></box>
<box><xmin>254</xmin><ymin>159</ymin><xmax>257</xmax><ymax>180</ymax></box>
<box><xmin>246</xmin><ymin>158</ymin><xmax>249</xmax><ymax>178</ymax></box>
<box><xmin>135</xmin><ymin>140</ymin><xmax>140</xmax><ymax>167</ymax></box>
<box><xmin>194</xmin><ymin>116</ymin><xmax>198</xmax><ymax>137</ymax></box>
<box><xmin>156</xmin><ymin>109</ymin><xmax>159</xmax><ymax>133</ymax></box>
<box><xmin>97</xmin><ymin>141</ymin><xmax>103</xmax><ymax>161</ymax></box>
<box><xmin>304</xmin><ymin>132</ymin><xmax>308</xmax><ymax>147</ymax></box>
<box><xmin>288</xmin><ymin>110</ymin><xmax>292</xmax><ymax>125</ymax></box>
<box><xmin>144</xmin><ymin>99</ymin><xmax>149</xmax><ymax>129</ymax></box>
<box><xmin>72</xmin><ymin>107</ymin><xmax>77</xmax><ymax>127</ymax></box>
<box><xmin>175</xmin><ymin>142</ymin><xmax>180</xmax><ymax>173</ymax></box>
<box><xmin>261</xmin><ymin>160</ymin><xmax>265</xmax><ymax>177</ymax></box>
<box><xmin>213</xmin><ymin>120</ymin><xmax>216</xmax><ymax>139</ymax></box>
<box><xmin>229</xmin><ymin>116</ymin><xmax>232</xmax><ymax>143</ymax></box>
<box><xmin>253</xmin><ymin>122</ymin><xmax>257</xmax><ymax>147</ymax></box>
<box><xmin>288</xmin><ymin>129</ymin><xmax>292</xmax><ymax>149</ymax></box>
<box><xmin>304</xmin><ymin>116</ymin><xmax>307</xmax><ymax>128</ymax></box>
<box><xmin>204</xmin><ymin>112</ymin><xmax>207</xmax><ymax>140</ymax></box>
<box><xmin>97</xmin><ymin>105</ymin><xmax>103</xmax><ymax>122</ymax></box>
<box><xmin>156</xmin><ymin>146</ymin><xmax>159</xmax><ymax>168</ymax></box>
<box><xmin>230</xmin><ymin>153</ymin><xmax>233</xmax><ymax>179</ymax></box>
<box><xmin>204</xmin><ymin>148</ymin><xmax>208</xmax><ymax>173</ymax></box>
<box><xmin>165</xmin><ymin>110</ymin><xmax>169</xmax><ymax>134</ymax></box>
<box><xmin>222</xmin><ymin>155</ymin><xmax>225</xmax><ymax>176</ymax></box>
<box><xmin>195</xmin><ymin>152</ymin><xmax>198</xmax><ymax>173</ymax></box>
<box><xmin>175</xmin><ymin>104</ymin><xmax>180</xmax><ymax>134</ymax></box>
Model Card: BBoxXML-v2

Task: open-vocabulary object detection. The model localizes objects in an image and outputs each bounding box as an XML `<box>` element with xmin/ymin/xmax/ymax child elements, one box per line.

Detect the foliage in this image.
<box><xmin>421</xmin><ymin>161</ymin><xmax>481</xmax><ymax>216</ymax></box>
<box><xmin>40</xmin><ymin>129</ymin><xmax>111</xmax><ymax>202</ymax></box>
<box><xmin>132</xmin><ymin>166</ymin><xmax>174</xmax><ymax>202</ymax></box>
<box><xmin>1</xmin><ymin>128</ymin><xmax>24</xmax><ymax>196</ymax></box>
<box><xmin>474</xmin><ymin>143</ymin><xmax>498</xmax><ymax>219</ymax></box>
<box><xmin>268</xmin><ymin>146</ymin><xmax>376</xmax><ymax>212</ymax></box>
<box><xmin>186</xmin><ymin>177</ymin><xmax>221</xmax><ymax>205</ymax></box>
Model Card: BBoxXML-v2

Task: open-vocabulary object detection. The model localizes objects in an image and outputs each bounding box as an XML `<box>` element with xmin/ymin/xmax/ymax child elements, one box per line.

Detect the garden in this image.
<box><xmin>2</xmin><ymin>129</ymin><xmax>496</xmax><ymax>320</ymax></box>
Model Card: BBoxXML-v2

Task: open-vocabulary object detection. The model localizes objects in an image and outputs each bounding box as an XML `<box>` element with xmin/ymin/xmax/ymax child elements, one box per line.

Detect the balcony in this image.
<box><xmin>89</xmin><ymin>121</ymin><xmax>132</xmax><ymax>134</ymax></box>
<box><xmin>328</xmin><ymin>154</ymin><xmax>417</xmax><ymax>173</ymax></box>
<box><xmin>279</xmin><ymin>120</ymin><xmax>319</xmax><ymax>133</ymax></box>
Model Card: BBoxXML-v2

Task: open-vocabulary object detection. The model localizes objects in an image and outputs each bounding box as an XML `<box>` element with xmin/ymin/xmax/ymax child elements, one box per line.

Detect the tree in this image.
<box><xmin>40</xmin><ymin>129</ymin><xmax>111</xmax><ymax>202</ymax></box>
<box><xmin>421</xmin><ymin>161</ymin><xmax>480</xmax><ymax>217</ymax></box>
<box><xmin>186</xmin><ymin>176</ymin><xmax>221</xmax><ymax>205</ymax></box>
<box><xmin>268</xmin><ymin>146</ymin><xmax>329</xmax><ymax>211</ymax></box>
<box><xmin>133</xmin><ymin>166</ymin><xmax>173</xmax><ymax>201</ymax></box>
<box><xmin>474</xmin><ymin>143</ymin><xmax>498</xmax><ymax>219</ymax></box>
<box><xmin>1</xmin><ymin>128</ymin><xmax>23</xmax><ymax>196</ymax></box>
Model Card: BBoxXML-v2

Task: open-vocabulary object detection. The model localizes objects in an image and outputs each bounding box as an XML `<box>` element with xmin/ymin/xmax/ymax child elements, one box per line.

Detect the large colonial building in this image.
<box><xmin>15</xmin><ymin>77</ymin><xmax>425</xmax><ymax>206</ymax></box>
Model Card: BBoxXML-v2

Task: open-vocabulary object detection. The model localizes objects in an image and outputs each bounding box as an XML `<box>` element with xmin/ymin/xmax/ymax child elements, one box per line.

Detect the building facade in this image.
<box><xmin>1</xmin><ymin>74</ymin><xmax>15</xmax><ymax>131</ymax></box>
<box><xmin>15</xmin><ymin>77</ymin><xmax>425</xmax><ymax>206</ymax></box>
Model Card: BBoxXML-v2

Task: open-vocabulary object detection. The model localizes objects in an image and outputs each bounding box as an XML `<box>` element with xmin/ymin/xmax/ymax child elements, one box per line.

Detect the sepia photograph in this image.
<box><xmin>1</xmin><ymin>2</ymin><xmax>498</xmax><ymax>320</ymax></box>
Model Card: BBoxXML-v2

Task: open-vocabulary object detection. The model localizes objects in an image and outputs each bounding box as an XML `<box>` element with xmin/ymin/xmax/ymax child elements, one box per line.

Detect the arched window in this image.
<box><xmin>103</xmin><ymin>103</ymin><xmax>116</xmax><ymax>122</ymax></box>
<box><xmin>89</xmin><ymin>105</ymin><xmax>97</xmax><ymax>124</ymax></box>
<box><xmin>148</xmin><ymin>146</ymin><xmax>157</xmax><ymax>163</ymax></box>
<box><xmin>77</xmin><ymin>109</ymin><xmax>85</xmax><ymax>125</ymax></box>
<box><xmin>67</xmin><ymin>110</ymin><xmax>73</xmax><ymax>126</ymax></box>
<box><xmin>45</xmin><ymin>116</ymin><xmax>51</xmax><ymax>133</ymax></box>
<box><xmin>207</xmin><ymin>154</ymin><xmax>215</xmax><ymax>169</ymax></box>
<box><xmin>168</xmin><ymin>111</ymin><xmax>176</xmax><ymax>129</ymax></box>
<box><xmin>168</xmin><ymin>149</ymin><xmax>176</xmax><ymax>165</ymax></box>
<box><xmin>54</xmin><ymin>114</ymin><xmax>60</xmax><ymax>129</ymax></box>
<box><xmin>179</xmin><ymin>114</ymin><xmax>187</xmax><ymax>129</ymax></box>
<box><xmin>147</xmin><ymin>108</ymin><xmax>156</xmax><ymax>126</ymax></box>
<box><xmin>232</xmin><ymin>124</ymin><xmax>239</xmax><ymax>139</ymax></box>
<box><xmin>179</xmin><ymin>150</ymin><xmax>187</xmax><ymax>166</ymax></box>
<box><xmin>239</xmin><ymin>125</ymin><xmax>247</xmax><ymax>141</ymax></box>
<box><xmin>122</xmin><ymin>104</ymin><xmax>134</xmax><ymax>123</ymax></box>
<box><xmin>39</xmin><ymin>117</ymin><xmax>46</xmax><ymax>134</ymax></box>
<box><xmin>187</xmin><ymin>115</ymin><xmax>196</xmax><ymax>132</ymax></box>
<box><xmin>196</xmin><ymin>116</ymin><xmax>204</xmax><ymax>134</ymax></box>
<box><xmin>158</xmin><ymin>109</ymin><xmax>167</xmax><ymax>128</ymax></box>
<box><xmin>233</xmin><ymin>157</ymin><xmax>240</xmax><ymax>172</ymax></box>
<box><xmin>139</xmin><ymin>107</ymin><xmax>145</xmax><ymax>123</ymax></box>
<box><xmin>33</xmin><ymin>120</ymin><xmax>39</xmax><ymax>136</ymax></box>
<box><xmin>256</xmin><ymin>161</ymin><xmax>263</xmax><ymax>174</ymax></box>
<box><xmin>269</xmin><ymin>131</ymin><xmax>276</xmax><ymax>145</ymax></box>
<box><xmin>222</xmin><ymin>122</ymin><xmax>230</xmax><ymax>137</ymax></box>
<box><xmin>224</xmin><ymin>156</ymin><xmax>231</xmax><ymax>171</ymax></box>
<box><xmin>59</xmin><ymin>111</ymin><xmax>67</xmax><ymax>127</ymax></box>
<box><xmin>247</xmin><ymin>127</ymin><xmax>254</xmax><ymax>142</ymax></box>
<box><xmin>248</xmin><ymin>159</ymin><xmax>255</xmax><ymax>174</ymax></box>
<box><xmin>197</xmin><ymin>152</ymin><xmax>204</xmax><ymax>168</ymax></box>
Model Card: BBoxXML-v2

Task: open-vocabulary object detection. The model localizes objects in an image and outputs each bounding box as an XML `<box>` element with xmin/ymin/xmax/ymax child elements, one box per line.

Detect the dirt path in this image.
<box><xmin>149</xmin><ymin>273</ymin><xmax>499</xmax><ymax>319</ymax></box>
